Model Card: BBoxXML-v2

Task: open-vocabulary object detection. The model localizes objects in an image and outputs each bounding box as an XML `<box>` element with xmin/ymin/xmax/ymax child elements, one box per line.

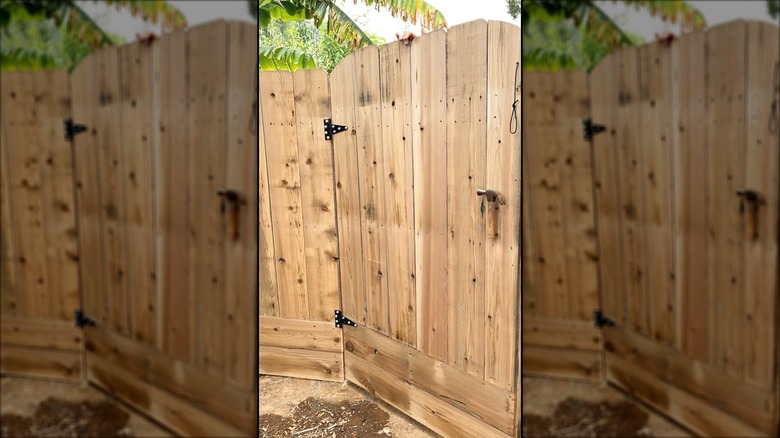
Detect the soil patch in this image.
<box><xmin>522</xmin><ymin>397</ymin><xmax>651</xmax><ymax>437</ymax></box>
<box><xmin>260</xmin><ymin>396</ymin><xmax>391</xmax><ymax>437</ymax></box>
<box><xmin>0</xmin><ymin>397</ymin><xmax>131</xmax><ymax>437</ymax></box>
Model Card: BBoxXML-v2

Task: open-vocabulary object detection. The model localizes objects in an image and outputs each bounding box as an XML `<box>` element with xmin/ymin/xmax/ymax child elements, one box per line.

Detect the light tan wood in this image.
<box><xmin>345</xmin><ymin>326</ymin><xmax>515</xmax><ymax>434</ymax></box>
<box><xmin>94</xmin><ymin>46</ymin><xmax>130</xmax><ymax>336</ymax></box>
<box><xmin>353</xmin><ymin>46</ymin><xmax>390</xmax><ymax>335</ymax></box>
<box><xmin>224</xmin><ymin>21</ymin><xmax>258</xmax><ymax>387</ymax></box>
<box><xmin>1</xmin><ymin>72</ymin><xmax>50</xmax><ymax>319</ymax></box>
<box><xmin>378</xmin><ymin>41</ymin><xmax>416</xmax><ymax>345</ymax></box>
<box><xmin>706</xmin><ymin>21</ymin><xmax>747</xmax><ymax>378</ymax></box>
<box><xmin>521</xmin><ymin>150</ymin><xmax>539</xmax><ymax>316</ymax></box>
<box><xmin>85</xmin><ymin>328</ymin><xmax>254</xmax><ymax>432</ymax></box>
<box><xmin>551</xmin><ymin>70</ymin><xmax>598</xmax><ymax>321</ymax></box>
<box><xmin>410</xmin><ymin>29</ymin><xmax>448</xmax><ymax>362</ymax></box>
<box><xmin>32</xmin><ymin>70</ymin><xmax>79</xmax><ymax>321</ymax></box>
<box><xmin>522</xmin><ymin>318</ymin><xmax>601</xmax><ymax>351</ymax></box>
<box><xmin>260</xmin><ymin>316</ymin><xmax>342</xmax><ymax>352</ymax></box>
<box><xmin>670</xmin><ymin>29</ymin><xmax>710</xmax><ymax>362</ymax></box>
<box><xmin>187</xmin><ymin>21</ymin><xmax>228</xmax><ymax>376</ymax></box>
<box><xmin>1</xmin><ymin>345</ymin><xmax>82</xmax><ymax>381</ymax></box>
<box><xmin>523</xmin><ymin>72</ymin><xmax>570</xmax><ymax>320</ymax></box>
<box><xmin>346</xmin><ymin>352</ymin><xmax>510</xmax><ymax>438</ymax></box>
<box><xmin>259</xmin><ymin>345</ymin><xmax>344</xmax><ymax>382</ymax></box>
<box><xmin>292</xmin><ymin>69</ymin><xmax>340</xmax><ymax>322</ymax></box>
<box><xmin>87</xmin><ymin>352</ymin><xmax>247</xmax><ymax>437</ymax></box>
<box><xmin>119</xmin><ymin>41</ymin><xmax>157</xmax><ymax>346</ymax></box>
<box><xmin>152</xmin><ymin>27</ymin><xmax>190</xmax><ymax>361</ymax></box>
<box><xmin>485</xmin><ymin>21</ymin><xmax>521</xmax><ymax>390</ymax></box>
<box><xmin>743</xmin><ymin>22</ymin><xmax>779</xmax><ymax>389</ymax></box>
<box><xmin>607</xmin><ymin>353</ymin><xmax>765</xmax><ymax>437</ymax></box>
<box><xmin>258</xmin><ymin>74</ymin><xmax>279</xmax><ymax>318</ymax></box>
<box><xmin>446</xmin><ymin>19</ymin><xmax>488</xmax><ymax>378</ymax></box>
<box><xmin>258</xmin><ymin>71</ymin><xmax>308</xmax><ymax>320</ymax></box>
<box><xmin>637</xmin><ymin>42</ymin><xmax>676</xmax><ymax>345</ymax></box>
<box><xmin>0</xmin><ymin>124</ymin><xmax>18</xmax><ymax>315</ymax></box>
<box><xmin>604</xmin><ymin>328</ymin><xmax>775</xmax><ymax>432</ymax></box>
<box><xmin>522</xmin><ymin>346</ymin><xmax>602</xmax><ymax>381</ymax></box>
<box><xmin>329</xmin><ymin>54</ymin><xmax>364</xmax><ymax>324</ymax></box>
<box><xmin>1</xmin><ymin>317</ymin><xmax>82</xmax><ymax>351</ymax></box>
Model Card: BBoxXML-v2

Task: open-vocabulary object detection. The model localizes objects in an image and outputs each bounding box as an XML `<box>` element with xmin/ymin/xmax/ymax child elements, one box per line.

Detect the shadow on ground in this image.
<box><xmin>523</xmin><ymin>397</ymin><xmax>652</xmax><ymax>437</ymax></box>
<box><xmin>1</xmin><ymin>397</ymin><xmax>132</xmax><ymax>437</ymax></box>
<box><xmin>260</xmin><ymin>396</ymin><xmax>391</xmax><ymax>437</ymax></box>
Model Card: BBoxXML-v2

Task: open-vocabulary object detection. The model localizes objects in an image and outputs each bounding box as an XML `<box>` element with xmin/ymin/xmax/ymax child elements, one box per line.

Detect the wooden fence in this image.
<box><xmin>523</xmin><ymin>20</ymin><xmax>779</xmax><ymax>436</ymax></box>
<box><xmin>2</xmin><ymin>20</ymin><xmax>258</xmax><ymax>437</ymax></box>
<box><xmin>260</xmin><ymin>19</ymin><xmax>522</xmax><ymax>438</ymax></box>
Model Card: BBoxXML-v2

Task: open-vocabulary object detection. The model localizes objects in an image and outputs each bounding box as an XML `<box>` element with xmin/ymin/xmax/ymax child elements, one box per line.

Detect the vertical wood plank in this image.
<box><xmin>293</xmin><ymin>69</ymin><xmax>340</xmax><ymax>322</ymax></box>
<box><xmin>523</xmin><ymin>72</ymin><xmax>569</xmax><ymax>319</ymax></box>
<box><xmin>120</xmin><ymin>42</ymin><xmax>157</xmax><ymax>346</ymax></box>
<box><xmin>638</xmin><ymin>42</ymin><xmax>676</xmax><ymax>345</ymax></box>
<box><xmin>33</xmin><ymin>70</ymin><xmax>80</xmax><ymax>321</ymax></box>
<box><xmin>743</xmin><ymin>21</ymin><xmax>779</xmax><ymax>388</ymax></box>
<box><xmin>446</xmin><ymin>20</ymin><xmax>488</xmax><ymax>378</ymax></box>
<box><xmin>671</xmin><ymin>30</ymin><xmax>710</xmax><ymax>361</ymax></box>
<box><xmin>611</xmin><ymin>47</ymin><xmax>645</xmax><ymax>332</ymax></box>
<box><xmin>1</xmin><ymin>72</ymin><xmax>51</xmax><ymax>319</ymax></box>
<box><xmin>521</xmin><ymin>156</ymin><xmax>539</xmax><ymax>317</ymax></box>
<box><xmin>411</xmin><ymin>29</ymin><xmax>448</xmax><ymax>361</ymax></box>
<box><xmin>353</xmin><ymin>46</ymin><xmax>390</xmax><ymax>335</ymax></box>
<box><xmin>0</xmin><ymin>124</ymin><xmax>19</xmax><ymax>315</ymax></box>
<box><xmin>706</xmin><ymin>21</ymin><xmax>746</xmax><ymax>378</ymax></box>
<box><xmin>95</xmin><ymin>47</ymin><xmax>130</xmax><ymax>336</ymax></box>
<box><xmin>187</xmin><ymin>21</ymin><xmax>228</xmax><ymax>376</ymax></box>
<box><xmin>152</xmin><ymin>30</ymin><xmax>189</xmax><ymax>360</ymax></box>
<box><xmin>589</xmin><ymin>54</ymin><xmax>624</xmax><ymax>324</ymax></box>
<box><xmin>259</xmin><ymin>71</ymin><xmax>308</xmax><ymax>320</ymax></box>
<box><xmin>485</xmin><ymin>21</ymin><xmax>521</xmax><ymax>390</ymax></box>
<box><xmin>552</xmin><ymin>70</ymin><xmax>598</xmax><ymax>321</ymax></box>
<box><xmin>330</xmin><ymin>55</ymin><xmax>364</xmax><ymax>324</ymax></box>
<box><xmin>379</xmin><ymin>41</ymin><xmax>416</xmax><ymax>345</ymax></box>
<box><xmin>259</xmin><ymin>76</ymin><xmax>279</xmax><ymax>318</ymax></box>
<box><xmin>224</xmin><ymin>22</ymin><xmax>259</xmax><ymax>386</ymax></box>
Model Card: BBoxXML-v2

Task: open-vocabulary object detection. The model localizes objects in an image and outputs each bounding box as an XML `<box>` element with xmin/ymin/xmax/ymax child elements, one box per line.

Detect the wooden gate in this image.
<box><xmin>1</xmin><ymin>70</ymin><xmax>82</xmax><ymax>381</ymax></box>
<box><xmin>69</xmin><ymin>21</ymin><xmax>257</xmax><ymax>436</ymax></box>
<box><xmin>260</xmin><ymin>19</ymin><xmax>522</xmax><ymax>437</ymax></box>
<box><xmin>589</xmin><ymin>20</ymin><xmax>779</xmax><ymax>436</ymax></box>
<box><xmin>521</xmin><ymin>69</ymin><xmax>602</xmax><ymax>382</ymax></box>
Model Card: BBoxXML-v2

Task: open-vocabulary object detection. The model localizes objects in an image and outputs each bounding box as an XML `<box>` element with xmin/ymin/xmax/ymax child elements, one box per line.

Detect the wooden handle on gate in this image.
<box><xmin>487</xmin><ymin>204</ymin><xmax>499</xmax><ymax>239</ymax></box>
<box><xmin>736</xmin><ymin>189</ymin><xmax>761</xmax><ymax>241</ymax></box>
<box><xmin>217</xmin><ymin>188</ymin><xmax>243</xmax><ymax>241</ymax></box>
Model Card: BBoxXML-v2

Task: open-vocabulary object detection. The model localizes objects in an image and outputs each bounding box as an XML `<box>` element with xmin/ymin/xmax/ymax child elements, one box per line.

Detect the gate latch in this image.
<box><xmin>593</xmin><ymin>309</ymin><xmax>616</xmax><ymax>328</ymax></box>
<box><xmin>582</xmin><ymin>118</ymin><xmax>606</xmax><ymax>141</ymax></box>
<box><xmin>64</xmin><ymin>118</ymin><xmax>87</xmax><ymax>141</ymax></box>
<box><xmin>334</xmin><ymin>310</ymin><xmax>357</xmax><ymax>328</ymax></box>
<box><xmin>74</xmin><ymin>309</ymin><xmax>96</xmax><ymax>328</ymax></box>
<box><xmin>324</xmin><ymin>119</ymin><xmax>348</xmax><ymax>141</ymax></box>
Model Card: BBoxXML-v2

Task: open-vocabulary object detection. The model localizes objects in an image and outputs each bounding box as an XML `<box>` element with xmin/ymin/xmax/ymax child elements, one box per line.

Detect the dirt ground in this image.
<box><xmin>522</xmin><ymin>377</ymin><xmax>692</xmax><ymax>437</ymax></box>
<box><xmin>259</xmin><ymin>375</ymin><xmax>438</xmax><ymax>437</ymax></box>
<box><xmin>0</xmin><ymin>376</ymin><xmax>171</xmax><ymax>437</ymax></box>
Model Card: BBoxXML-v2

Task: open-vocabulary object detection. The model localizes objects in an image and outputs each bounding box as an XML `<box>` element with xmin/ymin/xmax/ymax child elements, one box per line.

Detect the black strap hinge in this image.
<box><xmin>324</xmin><ymin>119</ymin><xmax>348</xmax><ymax>141</ymax></box>
<box><xmin>593</xmin><ymin>309</ymin><xmax>616</xmax><ymax>328</ymax></box>
<box><xmin>334</xmin><ymin>310</ymin><xmax>357</xmax><ymax>328</ymax></box>
<box><xmin>74</xmin><ymin>309</ymin><xmax>96</xmax><ymax>328</ymax></box>
<box><xmin>64</xmin><ymin>118</ymin><xmax>87</xmax><ymax>141</ymax></box>
<box><xmin>583</xmin><ymin>118</ymin><xmax>606</xmax><ymax>141</ymax></box>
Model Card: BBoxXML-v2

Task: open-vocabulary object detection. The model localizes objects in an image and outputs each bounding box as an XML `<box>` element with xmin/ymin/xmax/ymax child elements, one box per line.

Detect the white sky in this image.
<box><xmin>78</xmin><ymin>1</ymin><xmax>777</xmax><ymax>45</ymax></box>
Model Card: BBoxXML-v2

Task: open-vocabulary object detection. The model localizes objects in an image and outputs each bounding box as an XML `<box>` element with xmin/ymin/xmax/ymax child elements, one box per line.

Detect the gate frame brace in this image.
<box><xmin>74</xmin><ymin>309</ymin><xmax>96</xmax><ymax>329</ymax></box>
<box><xmin>582</xmin><ymin>118</ymin><xmax>606</xmax><ymax>141</ymax></box>
<box><xmin>324</xmin><ymin>119</ymin><xmax>348</xmax><ymax>141</ymax></box>
<box><xmin>64</xmin><ymin>118</ymin><xmax>87</xmax><ymax>142</ymax></box>
<box><xmin>334</xmin><ymin>310</ymin><xmax>357</xmax><ymax>328</ymax></box>
<box><xmin>593</xmin><ymin>309</ymin><xmax>616</xmax><ymax>328</ymax></box>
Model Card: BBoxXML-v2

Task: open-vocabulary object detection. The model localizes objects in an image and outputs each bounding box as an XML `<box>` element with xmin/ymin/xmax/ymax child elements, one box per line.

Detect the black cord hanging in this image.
<box><xmin>510</xmin><ymin>61</ymin><xmax>520</xmax><ymax>134</ymax></box>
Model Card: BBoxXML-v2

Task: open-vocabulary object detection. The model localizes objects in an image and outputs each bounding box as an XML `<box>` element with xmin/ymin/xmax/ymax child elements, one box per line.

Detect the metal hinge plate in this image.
<box><xmin>334</xmin><ymin>309</ymin><xmax>357</xmax><ymax>328</ymax></box>
<box><xmin>582</xmin><ymin>118</ymin><xmax>606</xmax><ymax>141</ymax></box>
<box><xmin>64</xmin><ymin>118</ymin><xmax>87</xmax><ymax>141</ymax></box>
<box><xmin>324</xmin><ymin>119</ymin><xmax>348</xmax><ymax>141</ymax></box>
<box><xmin>74</xmin><ymin>309</ymin><xmax>96</xmax><ymax>328</ymax></box>
<box><xmin>593</xmin><ymin>309</ymin><xmax>616</xmax><ymax>328</ymax></box>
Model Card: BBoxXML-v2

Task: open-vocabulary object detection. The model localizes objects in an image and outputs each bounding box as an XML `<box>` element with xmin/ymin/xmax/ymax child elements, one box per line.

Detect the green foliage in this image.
<box><xmin>768</xmin><ymin>0</ymin><xmax>779</xmax><ymax>19</ymax></box>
